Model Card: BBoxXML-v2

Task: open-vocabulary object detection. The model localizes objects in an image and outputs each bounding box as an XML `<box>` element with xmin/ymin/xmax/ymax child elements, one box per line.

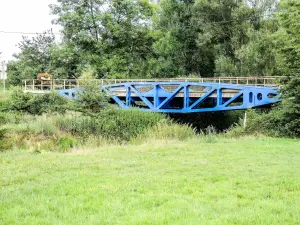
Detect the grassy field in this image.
<box><xmin>0</xmin><ymin>137</ymin><xmax>299</xmax><ymax>225</ymax></box>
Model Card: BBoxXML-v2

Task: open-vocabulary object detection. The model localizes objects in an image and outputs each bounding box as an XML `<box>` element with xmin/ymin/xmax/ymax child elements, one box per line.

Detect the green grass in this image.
<box><xmin>0</xmin><ymin>137</ymin><xmax>299</xmax><ymax>225</ymax></box>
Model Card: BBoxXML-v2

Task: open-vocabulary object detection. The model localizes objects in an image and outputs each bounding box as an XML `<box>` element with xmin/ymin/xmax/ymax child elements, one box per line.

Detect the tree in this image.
<box><xmin>153</xmin><ymin>0</ymin><xmax>279</xmax><ymax>77</ymax></box>
<box><xmin>6</xmin><ymin>31</ymin><xmax>56</xmax><ymax>85</ymax></box>
<box><xmin>50</xmin><ymin>0</ymin><xmax>157</xmax><ymax>78</ymax></box>
<box><xmin>153</xmin><ymin>0</ymin><xmax>215</xmax><ymax>77</ymax></box>
<box><xmin>197</xmin><ymin>0</ymin><xmax>279</xmax><ymax>76</ymax></box>
<box><xmin>273</xmin><ymin>0</ymin><xmax>300</xmax><ymax>136</ymax></box>
<box><xmin>275</xmin><ymin>0</ymin><xmax>300</xmax><ymax>76</ymax></box>
<box><xmin>49</xmin><ymin>43</ymin><xmax>84</xmax><ymax>79</ymax></box>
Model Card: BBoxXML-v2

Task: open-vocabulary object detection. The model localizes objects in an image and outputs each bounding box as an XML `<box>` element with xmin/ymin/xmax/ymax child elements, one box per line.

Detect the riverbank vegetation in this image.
<box><xmin>0</xmin><ymin>82</ymin><xmax>299</xmax><ymax>153</ymax></box>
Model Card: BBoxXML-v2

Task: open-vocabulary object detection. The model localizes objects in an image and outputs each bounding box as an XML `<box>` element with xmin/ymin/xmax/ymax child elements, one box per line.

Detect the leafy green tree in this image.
<box><xmin>279</xmin><ymin>76</ymin><xmax>300</xmax><ymax>136</ymax></box>
<box><xmin>50</xmin><ymin>0</ymin><xmax>157</xmax><ymax>78</ymax></box>
<box><xmin>199</xmin><ymin>0</ymin><xmax>279</xmax><ymax>76</ymax></box>
<box><xmin>154</xmin><ymin>0</ymin><xmax>279</xmax><ymax>77</ymax></box>
<box><xmin>270</xmin><ymin>0</ymin><xmax>300</xmax><ymax>136</ymax></box>
<box><xmin>234</xmin><ymin>20</ymin><xmax>279</xmax><ymax>76</ymax></box>
<box><xmin>275</xmin><ymin>0</ymin><xmax>300</xmax><ymax>76</ymax></box>
<box><xmin>49</xmin><ymin>43</ymin><xmax>84</xmax><ymax>79</ymax></box>
<box><xmin>6</xmin><ymin>31</ymin><xmax>56</xmax><ymax>85</ymax></box>
<box><xmin>153</xmin><ymin>0</ymin><xmax>215</xmax><ymax>77</ymax></box>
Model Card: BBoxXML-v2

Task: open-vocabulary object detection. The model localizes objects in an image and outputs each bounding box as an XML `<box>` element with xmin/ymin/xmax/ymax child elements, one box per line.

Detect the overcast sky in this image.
<box><xmin>0</xmin><ymin>0</ymin><xmax>60</xmax><ymax>61</ymax></box>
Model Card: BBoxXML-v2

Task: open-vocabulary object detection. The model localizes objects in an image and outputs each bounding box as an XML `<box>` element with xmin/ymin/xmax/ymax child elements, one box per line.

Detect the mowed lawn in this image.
<box><xmin>0</xmin><ymin>137</ymin><xmax>299</xmax><ymax>225</ymax></box>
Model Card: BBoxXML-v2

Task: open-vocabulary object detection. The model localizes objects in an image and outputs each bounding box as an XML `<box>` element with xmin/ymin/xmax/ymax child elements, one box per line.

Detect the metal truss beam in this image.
<box><xmin>58</xmin><ymin>82</ymin><xmax>281</xmax><ymax>113</ymax></box>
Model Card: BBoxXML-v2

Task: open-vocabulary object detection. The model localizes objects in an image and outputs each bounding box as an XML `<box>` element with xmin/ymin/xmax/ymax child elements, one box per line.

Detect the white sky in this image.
<box><xmin>0</xmin><ymin>0</ymin><xmax>60</xmax><ymax>62</ymax></box>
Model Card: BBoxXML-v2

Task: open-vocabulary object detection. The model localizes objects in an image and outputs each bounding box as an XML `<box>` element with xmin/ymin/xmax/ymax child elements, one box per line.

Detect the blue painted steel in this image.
<box><xmin>57</xmin><ymin>88</ymin><xmax>81</xmax><ymax>99</ymax></box>
<box><xmin>57</xmin><ymin>82</ymin><xmax>281</xmax><ymax>113</ymax></box>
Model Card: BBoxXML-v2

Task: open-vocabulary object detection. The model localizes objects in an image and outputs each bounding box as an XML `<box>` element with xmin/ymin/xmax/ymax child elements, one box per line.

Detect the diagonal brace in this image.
<box><xmin>130</xmin><ymin>85</ymin><xmax>154</xmax><ymax>109</ymax></box>
<box><xmin>157</xmin><ymin>85</ymin><xmax>184</xmax><ymax>109</ymax></box>
<box><xmin>189</xmin><ymin>88</ymin><xmax>216</xmax><ymax>109</ymax></box>
<box><xmin>103</xmin><ymin>88</ymin><xmax>127</xmax><ymax>108</ymax></box>
<box><xmin>222</xmin><ymin>91</ymin><xmax>243</xmax><ymax>107</ymax></box>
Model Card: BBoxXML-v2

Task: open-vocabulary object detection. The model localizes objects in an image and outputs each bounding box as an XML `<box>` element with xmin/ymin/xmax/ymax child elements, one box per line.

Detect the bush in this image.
<box><xmin>7</xmin><ymin>89</ymin><xmax>69</xmax><ymax>115</ymax></box>
<box><xmin>56</xmin><ymin>109</ymin><xmax>165</xmax><ymax>142</ymax></box>
<box><xmin>57</xmin><ymin>136</ymin><xmax>77</xmax><ymax>152</ymax></box>
<box><xmin>225</xmin><ymin>107</ymin><xmax>298</xmax><ymax>138</ymax></box>
<box><xmin>73</xmin><ymin>84</ymin><xmax>108</xmax><ymax>112</ymax></box>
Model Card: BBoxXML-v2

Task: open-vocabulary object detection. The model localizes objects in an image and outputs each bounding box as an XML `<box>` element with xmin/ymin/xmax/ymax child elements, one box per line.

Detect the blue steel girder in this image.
<box><xmin>101</xmin><ymin>82</ymin><xmax>281</xmax><ymax>113</ymax></box>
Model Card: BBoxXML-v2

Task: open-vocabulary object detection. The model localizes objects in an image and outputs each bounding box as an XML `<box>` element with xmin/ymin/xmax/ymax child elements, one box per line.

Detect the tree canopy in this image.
<box><xmin>6</xmin><ymin>0</ymin><xmax>300</xmax><ymax>80</ymax></box>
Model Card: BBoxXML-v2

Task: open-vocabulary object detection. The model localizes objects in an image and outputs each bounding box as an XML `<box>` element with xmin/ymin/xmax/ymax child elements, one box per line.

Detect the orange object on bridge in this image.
<box><xmin>37</xmin><ymin>73</ymin><xmax>53</xmax><ymax>81</ymax></box>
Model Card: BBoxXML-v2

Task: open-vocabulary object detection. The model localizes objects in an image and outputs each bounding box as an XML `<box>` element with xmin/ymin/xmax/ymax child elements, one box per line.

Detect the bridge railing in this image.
<box><xmin>23</xmin><ymin>76</ymin><xmax>281</xmax><ymax>92</ymax></box>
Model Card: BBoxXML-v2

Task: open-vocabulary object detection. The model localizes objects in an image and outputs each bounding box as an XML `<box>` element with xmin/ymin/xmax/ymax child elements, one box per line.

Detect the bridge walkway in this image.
<box><xmin>23</xmin><ymin>76</ymin><xmax>280</xmax><ymax>93</ymax></box>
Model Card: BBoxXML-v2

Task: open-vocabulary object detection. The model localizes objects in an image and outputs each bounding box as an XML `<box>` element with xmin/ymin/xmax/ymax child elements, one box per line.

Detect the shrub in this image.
<box><xmin>225</xmin><ymin>108</ymin><xmax>296</xmax><ymax>138</ymax></box>
<box><xmin>73</xmin><ymin>84</ymin><xmax>108</xmax><ymax>113</ymax></box>
<box><xmin>8</xmin><ymin>89</ymin><xmax>69</xmax><ymax>115</ymax></box>
<box><xmin>57</xmin><ymin>136</ymin><xmax>77</xmax><ymax>152</ymax></box>
<box><xmin>56</xmin><ymin>109</ymin><xmax>165</xmax><ymax>141</ymax></box>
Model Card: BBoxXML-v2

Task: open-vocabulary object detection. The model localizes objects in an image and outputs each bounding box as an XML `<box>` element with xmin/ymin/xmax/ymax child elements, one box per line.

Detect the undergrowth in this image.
<box><xmin>2</xmin><ymin>87</ymin><xmax>294</xmax><ymax>153</ymax></box>
<box><xmin>0</xmin><ymin>109</ymin><xmax>199</xmax><ymax>152</ymax></box>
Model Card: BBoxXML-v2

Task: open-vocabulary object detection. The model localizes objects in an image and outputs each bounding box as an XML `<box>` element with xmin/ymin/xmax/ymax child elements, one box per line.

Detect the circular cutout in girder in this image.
<box><xmin>257</xmin><ymin>93</ymin><xmax>262</xmax><ymax>101</ymax></box>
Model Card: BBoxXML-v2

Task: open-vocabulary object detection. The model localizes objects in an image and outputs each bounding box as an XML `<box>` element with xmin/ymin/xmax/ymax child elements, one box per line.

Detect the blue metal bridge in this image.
<box><xmin>24</xmin><ymin>77</ymin><xmax>281</xmax><ymax>113</ymax></box>
<box><xmin>101</xmin><ymin>82</ymin><xmax>280</xmax><ymax>113</ymax></box>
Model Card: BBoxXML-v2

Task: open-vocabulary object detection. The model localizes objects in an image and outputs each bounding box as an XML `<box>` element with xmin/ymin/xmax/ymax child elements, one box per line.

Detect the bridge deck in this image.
<box><xmin>23</xmin><ymin>76</ymin><xmax>280</xmax><ymax>93</ymax></box>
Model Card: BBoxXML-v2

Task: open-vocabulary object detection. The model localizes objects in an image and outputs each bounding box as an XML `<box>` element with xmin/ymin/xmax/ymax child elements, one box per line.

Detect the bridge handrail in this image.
<box><xmin>23</xmin><ymin>76</ymin><xmax>282</xmax><ymax>92</ymax></box>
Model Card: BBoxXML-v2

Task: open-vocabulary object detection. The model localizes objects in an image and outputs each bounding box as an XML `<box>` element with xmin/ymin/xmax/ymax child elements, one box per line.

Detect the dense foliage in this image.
<box><xmin>0</xmin><ymin>88</ymin><xmax>197</xmax><ymax>151</ymax></box>
<box><xmin>7</xmin><ymin>0</ymin><xmax>290</xmax><ymax>81</ymax></box>
<box><xmin>4</xmin><ymin>89</ymin><xmax>68</xmax><ymax>115</ymax></box>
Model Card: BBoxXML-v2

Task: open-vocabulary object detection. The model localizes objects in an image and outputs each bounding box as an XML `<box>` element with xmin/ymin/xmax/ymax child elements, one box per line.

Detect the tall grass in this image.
<box><xmin>0</xmin><ymin>109</ymin><xmax>169</xmax><ymax>151</ymax></box>
<box><xmin>56</xmin><ymin>109</ymin><xmax>166</xmax><ymax>142</ymax></box>
<box><xmin>134</xmin><ymin>119</ymin><xmax>196</xmax><ymax>142</ymax></box>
